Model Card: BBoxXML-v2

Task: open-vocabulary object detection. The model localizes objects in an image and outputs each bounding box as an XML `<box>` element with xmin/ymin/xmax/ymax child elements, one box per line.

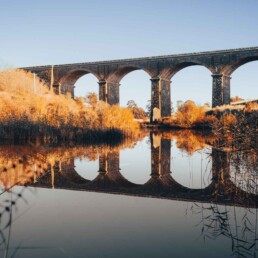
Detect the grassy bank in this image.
<box><xmin>0</xmin><ymin>69</ymin><xmax>139</xmax><ymax>143</ymax></box>
<box><xmin>145</xmin><ymin>101</ymin><xmax>257</xmax><ymax>130</ymax></box>
<box><xmin>147</xmin><ymin>100</ymin><xmax>257</xmax><ymax>151</ymax></box>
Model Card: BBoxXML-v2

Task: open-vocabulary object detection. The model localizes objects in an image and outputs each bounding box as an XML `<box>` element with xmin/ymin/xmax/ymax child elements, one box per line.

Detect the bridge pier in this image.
<box><xmin>61</xmin><ymin>82</ymin><xmax>75</xmax><ymax>98</ymax></box>
<box><xmin>97</xmin><ymin>151</ymin><xmax>135</xmax><ymax>187</ymax></box>
<box><xmin>98</xmin><ymin>80</ymin><xmax>120</xmax><ymax>105</ymax></box>
<box><xmin>98</xmin><ymin>153</ymin><xmax>108</xmax><ymax>174</ymax></box>
<box><xmin>212</xmin><ymin>74</ymin><xmax>231</xmax><ymax>107</ymax></box>
<box><xmin>150</xmin><ymin>134</ymin><xmax>171</xmax><ymax>178</ymax></box>
<box><xmin>150</xmin><ymin>77</ymin><xmax>171</xmax><ymax>122</ymax></box>
<box><xmin>146</xmin><ymin>133</ymin><xmax>175</xmax><ymax>187</ymax></box>
<box><xmin>61</xmin><ymin>159</ymin><xmax>89</xmax><ymax>184</ymax></box>
<box><xmin>98</xmin><ymin>80</ymin><xmax>107</xmax><ymax>102</ymax></box>
<box><xmin>151</xmin><ymin>134</ymin><xmax>161</xmax><ymax>178</ymax></box>
<box><xmin>223</xmin><ymin>75</ymin><xmax>231</xmax><ymax>105</ymax></box>
<box><xmin>53</xmin><ymin>83</ymin><xmax>61</xmax><ymax>95</ymax></box>
<box><xmin>211</xmin><ymin>149</ymin><xmax>231</xmax><ymax>195</ymax></box>
<box><xmin>107</xmin><ymin>81</ymin><xmax>120</xmax><ymax>105</ymax></box>
<box><xmin>98</xmin><ymin>151</ymin><xmax>120</xmax><ymax>176</ymax></box>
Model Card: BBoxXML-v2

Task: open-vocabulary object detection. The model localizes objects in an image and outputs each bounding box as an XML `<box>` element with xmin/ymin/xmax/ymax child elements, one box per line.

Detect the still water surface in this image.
<box><xmin>0</xmin><ymin>131</ymin><xmax>257</xmax><ymax>258</ymax></box>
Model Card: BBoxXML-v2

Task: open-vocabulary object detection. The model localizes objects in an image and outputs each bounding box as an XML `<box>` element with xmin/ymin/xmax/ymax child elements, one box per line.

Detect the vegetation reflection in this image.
<box><xmin>0</xmin><ymin>130</ymin><xmax>256</xmax><ymax>257</ymax></box>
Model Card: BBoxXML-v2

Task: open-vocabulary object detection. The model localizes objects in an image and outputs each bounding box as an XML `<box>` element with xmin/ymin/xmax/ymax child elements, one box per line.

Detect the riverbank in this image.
<box><xmin>0</xmin><ymin>69</ymin><xmax>139</xmax><ymax>143</ymax></box>
<box><xmin>141</xmin><ymin>102</ymin><xmax>257</xmax><ymax>153</ymax></box>
<box><xmin>0</xmin><ymin>69</ymin><xmax>256</xmax><ymax>145</ymax></box>
<box><xmin>141</xmin><ymin>101</ymin><xmax>257</xmax><ymax>131</ymax></box>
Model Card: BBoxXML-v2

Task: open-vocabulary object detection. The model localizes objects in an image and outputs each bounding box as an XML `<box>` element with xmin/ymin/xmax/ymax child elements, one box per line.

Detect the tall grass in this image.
<box><xmin>0</xmin><ymin>69</ymin><xmax>139</xmax><ymax>143</ymax></box>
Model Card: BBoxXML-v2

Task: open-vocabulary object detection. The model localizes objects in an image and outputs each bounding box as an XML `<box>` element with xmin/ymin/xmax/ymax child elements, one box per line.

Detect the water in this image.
<box><xmin>0</xmin><ymin>130</ymin><xmax>257</xmax><ymax>258</ymax></box>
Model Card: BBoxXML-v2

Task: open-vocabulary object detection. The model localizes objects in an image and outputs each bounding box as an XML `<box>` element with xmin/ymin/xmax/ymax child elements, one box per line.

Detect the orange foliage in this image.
<box><xmin>245</xmin><ymin>102</ymin><xmax>258</xmax><ymax>112</ymax></box>
<box><xmin>230</xmin><ymin>96</ymin><xmax>244</xmax><ymax>103</ymax></box>
<box><xmin>154</xmin><ymin>130</ymin><xmax>215</xmax><ymax>155</ymax></box>
<box><xmin>128</xmin><ymin>106</ymin><xmax>147</xmax><ymax>119</ymax></box>
<box><xmin>0</xmin><ymin>69</ymin><xmax>139</xmax><ymax>142</ymax></box>
<box><xmin>84</xmin><ymin>92</ymin><xmax>98</xmax><ymax>108</ymax></box>
<box><xmin>173</xmin><ymin>101</ymin><xmax>206</xmax><ymax>128</ymax></box>
<box><xmin>214</xmin><ymin>113</ymin><xmax>238</xmax><ymax>128</ymax></box>
<box><xmin>0</xmin><ymin>138</ymin><xmax>147</xmax><ymax>189</ymax></box>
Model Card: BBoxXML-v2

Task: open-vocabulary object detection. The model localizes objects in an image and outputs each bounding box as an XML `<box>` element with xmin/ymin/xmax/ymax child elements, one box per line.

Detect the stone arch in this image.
<box><xmin>104</xmin><ymin>65</ymin><xmax>152</xmax><ymax>106</ymax></box>
<box><xmin>143</xmin><ymin>172</ymin><xmax>196</xmax><ymax>192</ymax></box>
<box><xmin>220</xmin><ymin>56</ymin><xmax>258</xmax><ymax>105</ymax></box>
<box><xmin>60</xmin><ymin>160</ymin><xmax>90</xmax><ymax>184</ymax></box>
<box><xmin>157</xmin><ymin>61</ymin><xmax>213</xmax><ymax>113</ymax></box>
<box><xmin>160</xmin><ymin>60</ymin><xmax>213</xmax><ymax>80</ymax></box>
<box><xmin>107</xmin><ymin>65</ymin><xmax>153</xmax><ymax>83</ymax></box>
<box><xmin>90</xmin><ymin>169</ymin><xmax>139</xmax><ymax>188</ymax></box>
<box><xmin>97</xmin><ymin>151</ymin><xmax>139</xmax><ymax>188</ymax></box>
<box><xmin>222</xmin><ymin>56</ymin><xmax>258</xmax><ymax>76</ymax></box>
<box><xmin>58</xmin><ymin>69</ymin><xmax>101</xmax><ymax>97</ymax></box>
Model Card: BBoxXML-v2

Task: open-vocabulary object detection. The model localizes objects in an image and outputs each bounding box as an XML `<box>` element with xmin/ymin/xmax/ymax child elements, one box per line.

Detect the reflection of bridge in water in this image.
<box><xmin>26</xmin><ymin>134</ymin><xmax>258</xmax><ymax>208</ymax></box>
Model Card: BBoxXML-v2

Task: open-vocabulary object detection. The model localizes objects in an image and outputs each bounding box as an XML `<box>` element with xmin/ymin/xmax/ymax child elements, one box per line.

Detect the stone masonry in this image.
<box><xmin>21</xmin><ymin>47</ymin><xmax>258</xmax><ymax>122</ymax></box>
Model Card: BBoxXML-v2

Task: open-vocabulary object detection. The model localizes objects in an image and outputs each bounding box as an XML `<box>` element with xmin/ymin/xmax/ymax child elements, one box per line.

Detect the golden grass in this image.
<box><xmin>0</xmin><ymin>69</ymin><xmax>139</xmax><ymax>143</ymax></box>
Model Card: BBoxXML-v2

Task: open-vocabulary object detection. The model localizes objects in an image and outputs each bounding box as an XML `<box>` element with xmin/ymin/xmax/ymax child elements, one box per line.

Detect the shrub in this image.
<box><xmin>173</xmin><ymin>100</ymin><xmax>206</xmax><ymax>128</ymax></box>
<box><xmin>0</xmin><ymin>69</ymin><xmax>139</xmax><ymax>142</ymax></box>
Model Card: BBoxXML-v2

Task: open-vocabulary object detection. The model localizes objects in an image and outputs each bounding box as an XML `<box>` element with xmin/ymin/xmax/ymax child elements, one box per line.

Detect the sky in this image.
<box><xmin>0</xmin><ymin>0</ymin><xmax>258</xmax><ymax>109</ymax></box>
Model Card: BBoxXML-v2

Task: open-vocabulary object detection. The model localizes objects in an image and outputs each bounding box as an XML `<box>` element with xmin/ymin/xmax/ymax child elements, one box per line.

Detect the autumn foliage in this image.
<box><xmin>0</xmin><ymin>69</ymin><xmax>139</xmax><ymax>143</ymax></box>
<box><xmin>159</xmin><ymin>100</ymin><xmax>207</xmax><ymax>128</ymax></box>
<box><xmin>0</xmin><ymin>135</ymin><xmax>148</xmax><ymax>190</ymax></box>
<box><xmin>126</xmin><ymin>100</ymin><xmax>147</xmax><ymax>120</ymax></box>
<box><xmin>154</xmin><ymin>130</ymin><xmax>215</xmax><ymax>155</ymax></box>
<box><xmin>174</xmin><ymin>100</ymin><xmax>206</xmax><ymax>127</ymax></box>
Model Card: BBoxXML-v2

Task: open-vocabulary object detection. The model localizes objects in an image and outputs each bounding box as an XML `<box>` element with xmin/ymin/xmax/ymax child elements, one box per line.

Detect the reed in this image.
<box><xmin>0</xmin><ymin>69</ymin><xmax>139</xmax><ymax>143</ymax></box>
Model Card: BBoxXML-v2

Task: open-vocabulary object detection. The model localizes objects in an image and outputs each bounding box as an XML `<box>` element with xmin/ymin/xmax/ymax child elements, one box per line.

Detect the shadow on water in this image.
<box><xmin>0</xmin><ymin>129</ymin><xmax>257</xmax><ymax>257</ymax></box>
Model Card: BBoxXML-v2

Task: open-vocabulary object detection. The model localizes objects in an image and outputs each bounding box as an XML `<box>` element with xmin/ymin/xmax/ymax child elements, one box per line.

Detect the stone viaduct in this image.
<box><xmin>22</xmin><ymin>47</ymin><xmax>258</xmax><ymax>121</ymax></box>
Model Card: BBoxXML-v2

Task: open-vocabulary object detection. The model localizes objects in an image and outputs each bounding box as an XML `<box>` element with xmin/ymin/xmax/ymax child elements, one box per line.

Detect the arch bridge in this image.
<box><xmin>22</xmin><ymin>47</ymin><xmax>258</xmax><ymax>121</ymax></box>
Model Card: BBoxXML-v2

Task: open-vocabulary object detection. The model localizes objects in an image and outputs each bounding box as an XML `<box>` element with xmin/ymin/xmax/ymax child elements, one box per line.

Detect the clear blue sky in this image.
<box><xmin>0</xmin><ymin>0</ymin><xmax>258</xmax><ymax>109</ymax></box>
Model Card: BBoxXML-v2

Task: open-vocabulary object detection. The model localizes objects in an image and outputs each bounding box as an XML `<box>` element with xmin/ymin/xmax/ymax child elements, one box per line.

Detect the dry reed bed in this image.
<box><xmin>0</xmin><ymin>69</ymin><xmax>139</xmax><ymax>143</ymax></box>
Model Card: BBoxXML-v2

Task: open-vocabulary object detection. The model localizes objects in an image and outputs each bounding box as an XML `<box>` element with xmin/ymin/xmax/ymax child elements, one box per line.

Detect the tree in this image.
<box><xmin>127</xmin><ymin>100</ymin><xmax>147</xmax><ymax>120</ymax></box>
<box><xmin>231</xmin><ymin>96</ymin><xmax>244</xmax><ymax>103</ymax></box>
<box><xmin>127</xmin><ymin>100</ymin><xmax>137</xmax><ymax>108</ymax></box>
<box><xmin>146</xmin><ymin>100</ymin><xmax>151</xmax><ymax>117</ymax></box>
<box><xmin>85</xmin><ymin>92</ymin><xmax>98</xmax><ymax>108</ymax></box>
<box><xmin>146</xmin><ymin>100</ymin><xmax>174</xmax><ymax>115</ymax></box>
<box><xmin>174</xmin><ymin>100</ymin><xmax>206</xmax><ymax>128</ymax></box>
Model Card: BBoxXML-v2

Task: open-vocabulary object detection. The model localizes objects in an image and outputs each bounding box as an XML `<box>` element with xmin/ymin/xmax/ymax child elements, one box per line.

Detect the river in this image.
<box><xmin>0</xmin><ymin>130</ymin><xmax>257</xmax><ymax>257</ymax></box>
